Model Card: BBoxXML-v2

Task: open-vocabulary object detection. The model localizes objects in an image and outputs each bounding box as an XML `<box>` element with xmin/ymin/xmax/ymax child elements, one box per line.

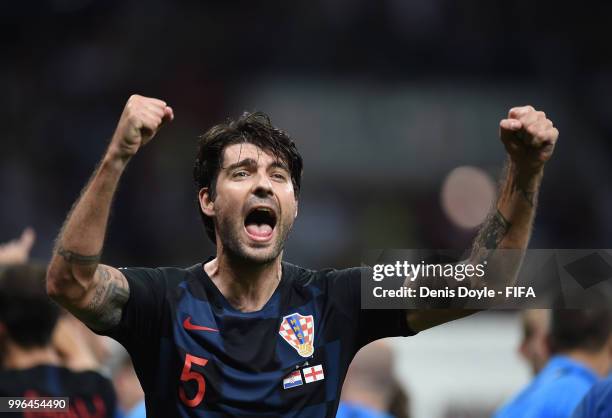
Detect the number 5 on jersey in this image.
<box><xmin>179</xmin><ymin>354</ymin><xmax>208</xmax><ymax>407</ymax></box>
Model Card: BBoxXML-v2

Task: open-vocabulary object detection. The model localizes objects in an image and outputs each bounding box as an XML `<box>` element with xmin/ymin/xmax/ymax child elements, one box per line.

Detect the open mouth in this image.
<box><xmin>244</xmin><ymin>207</ymin><xmax>277</xmax><ymax>241</ymax></box>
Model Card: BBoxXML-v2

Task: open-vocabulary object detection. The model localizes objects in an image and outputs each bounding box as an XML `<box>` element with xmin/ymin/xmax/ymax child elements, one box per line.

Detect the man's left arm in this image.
<box><xmin>407</xmin><ymin>105</ymin><xmax>559</xmax><ymax>332</ymax></box>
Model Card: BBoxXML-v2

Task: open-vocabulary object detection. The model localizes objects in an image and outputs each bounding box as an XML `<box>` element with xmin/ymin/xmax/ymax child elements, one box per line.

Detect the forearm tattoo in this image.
<box><xmin>512</xmin><ymin>182</ymin><xmax>536</xmax><ymax>207</ymax></box>
<box><xmin>470</xmin><ymin>210</ymin><xmax>512</xmax><ymax>261</ymax></box>
<box><xmin>505</xmin><ymin>162</ymin><xmax>539</xmax><ymax>208</ymax></box>
<box><xmin>82</xmin><ymin>265</ymin><xmax>129</xmax><ymax>330</ymax></box>
<box><xmin>56</xmin><ymin>246</ymin><xmax>102</xmax><ymax>265</ymax></box>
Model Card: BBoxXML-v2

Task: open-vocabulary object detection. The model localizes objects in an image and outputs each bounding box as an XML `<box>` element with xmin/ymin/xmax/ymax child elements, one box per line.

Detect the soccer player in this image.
<box><xmin>519</xmin><ymin>309</ymin><xmax>551</xmax><ymax>375</ymax></box>
<box><xmin>46</xmin><ymin>95</ymin><xmax>559</xmax><ymax>417</ymax></box>
<box><xmin>0</xmin><ymin>227</ymin><xmax>35</xmax><ymax>366</ymax></box>
<box><xmin>493</xmin><ymin>310</ymin><xmax>612</xmax><ymax>418</ymax></box>
<box><xmin>112</xmin><ymin>352</ymin><xmax>146</xmax><ymax>418</ymax></box>
<box><xmin>337</xmin><ymin>340</ymin><xmax>404</xmax><ymax>418</ymax></box>
<box><xmin>0</xmin><ymin>264</ymin><xmax>117</xmax><ymax>417</ymax></box>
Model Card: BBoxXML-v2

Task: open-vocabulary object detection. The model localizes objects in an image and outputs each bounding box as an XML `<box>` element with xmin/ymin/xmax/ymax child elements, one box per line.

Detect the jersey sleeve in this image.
<box><xmin>98</xmin><ymin>267</ymin><xmax>167</xmax><ymax>351</ymax></box>
<box><xmin>325</xmin><ymin>266</ymin><xmax>416</xmax><ymax>350</ymax></box>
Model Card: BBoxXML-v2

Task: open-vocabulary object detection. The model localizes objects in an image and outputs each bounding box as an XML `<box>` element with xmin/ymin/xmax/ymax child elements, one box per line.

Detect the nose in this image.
<box><xmin>252</xmin><ymin>172</ymin><xmax>274</xmax><ymax>198</ymax></box>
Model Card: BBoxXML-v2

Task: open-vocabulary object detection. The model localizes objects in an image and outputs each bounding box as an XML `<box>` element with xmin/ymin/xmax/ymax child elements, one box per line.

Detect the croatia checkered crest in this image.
<box><xmin>279</xmin><ymin>313</ymin><xmax>315</xmax><ymax>357</ymax></box>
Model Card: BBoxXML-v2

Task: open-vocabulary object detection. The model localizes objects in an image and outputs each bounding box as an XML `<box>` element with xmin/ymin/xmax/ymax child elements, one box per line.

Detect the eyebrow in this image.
<box><xmin>269</xmin><ymin>161</ymin><xmax>290</xmax><ymax>171</ymax></box>
<box><xmin>224</xmin><ymin>158</ymin><xmax>290</xmax><ymax>173</ymax></box>
<box><xmin>224</xmin><ymin>158</ymin><xmax>258</xmax><ymax>172</ymax></box>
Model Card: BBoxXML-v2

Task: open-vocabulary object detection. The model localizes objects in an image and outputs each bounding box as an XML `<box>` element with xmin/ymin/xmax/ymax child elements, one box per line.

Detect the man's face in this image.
<box><xmin>519</xmin><ymin>310</ymin><xmax>550</xmax><ymax>375</ymax></box>
<box><xmin>200</xmin><ymin>143</ymin><xmax>298</xmax><ymax>264</ymax></box>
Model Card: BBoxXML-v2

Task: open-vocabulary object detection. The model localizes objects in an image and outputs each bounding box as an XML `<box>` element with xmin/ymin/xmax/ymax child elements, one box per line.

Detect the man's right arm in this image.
<box><xmin>46</xmin><ymin>95</ymin><xmax>173</xmax><ymax>331</ymax></box>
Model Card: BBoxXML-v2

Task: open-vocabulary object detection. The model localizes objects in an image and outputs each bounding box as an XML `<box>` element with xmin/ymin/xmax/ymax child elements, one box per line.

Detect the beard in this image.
<box><xmin>216</xmin><ymin>214</ymin><xmax>293</xmax><ymax>265</ymax></box>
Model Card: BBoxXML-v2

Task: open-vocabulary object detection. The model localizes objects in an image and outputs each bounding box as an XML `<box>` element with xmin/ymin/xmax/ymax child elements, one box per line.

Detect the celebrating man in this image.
<box><xmin>46</xmin><ymin>95</ymin><xmax>558</xmax><ymax>417</ymax></box>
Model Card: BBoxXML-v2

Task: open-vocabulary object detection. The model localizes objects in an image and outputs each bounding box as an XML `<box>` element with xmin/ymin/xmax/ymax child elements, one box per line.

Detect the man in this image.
<box><xmin>494</xmin><ymin>310</ymin><xmax>612</xmax><ymax>418</ymax></box>
<box><xmin>0</xmin><ymin>227</ymin><xmax>36</xmax><ymax>366</ymax></box>
<box><xmin>337</xmin><ymin>340</ymin><xmax>407</xmax><ymax>418</ymax></box>
<box><xmin>519</xmin><ymin>309</ymin><xmax>551</xmax><ymax>375</ymax></box>
<box><xmin>46</xmin><ymin>94</ymin><xmax>558</xmax><ymax>417</ymax></box>
<box><xmin>0</xmin><ymin>264</ymin><xmax>117</xmax><ymax>418</ymax></box>
<box><xmin>112</xmin><ymin>351</ymin><xmax>146</xmax><ymax>418</ymax></box>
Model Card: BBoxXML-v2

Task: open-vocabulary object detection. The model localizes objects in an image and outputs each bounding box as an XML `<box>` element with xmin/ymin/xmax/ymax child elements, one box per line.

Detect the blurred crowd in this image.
<box><xmin>3</xmin><ymin>0</ymin><xmax>612</xmax><ymax>271</ymax></box>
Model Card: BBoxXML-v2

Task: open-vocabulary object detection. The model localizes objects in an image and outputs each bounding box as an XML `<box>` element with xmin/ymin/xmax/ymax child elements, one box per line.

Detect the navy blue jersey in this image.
<box><xmin>100</xmin><ymin>261</ymin><xmax>415</xmax><ymax>417</ymax></box>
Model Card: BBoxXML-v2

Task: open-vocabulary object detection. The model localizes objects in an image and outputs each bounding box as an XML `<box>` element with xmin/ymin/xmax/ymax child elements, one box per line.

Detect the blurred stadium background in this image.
<box><xmin>2</xmin><ymin>1</ymin><xmax>612</xmax><ymax>417</ymax></box>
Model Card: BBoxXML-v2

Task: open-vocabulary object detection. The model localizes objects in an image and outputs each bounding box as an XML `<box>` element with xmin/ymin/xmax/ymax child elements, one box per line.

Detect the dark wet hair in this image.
<box><xmin>0</xmin><ymin>264</ymin><xmax>60</xmax><ymax>348</ymax></box>
<box><xmin>550</xmin><ymin>309</ymin><xmax>612</xmax><ymax>353</ymax></box>
<box><xmin>193</xmin><ymin>111</ymin><xmax>303</xmax><ymax>243</ymax></box>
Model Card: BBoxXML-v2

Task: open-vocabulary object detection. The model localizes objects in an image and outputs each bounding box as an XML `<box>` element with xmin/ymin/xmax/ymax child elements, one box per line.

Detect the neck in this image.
<box><xmin>205</xmin><ymin>249</ymin><xmax>283</xmax><ymax>313</ymax></box>
<box><xmin>564</xmin><ymin>349</ymin><xmax>611</xmax><ymax>378</ymax></box>
<box><xmin>2</xmin><ymin>340</ymin><xmax>60</xmax><ymax>370</ymax></box>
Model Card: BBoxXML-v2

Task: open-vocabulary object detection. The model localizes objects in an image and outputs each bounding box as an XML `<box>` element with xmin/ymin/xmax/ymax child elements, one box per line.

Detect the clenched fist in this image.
<box><xmin>108</xmin><ymin>95</ymin><xmax>174</xmax><ymax>161</ymax></box>
<box><xmin>499</xmin><ymin>105</ymin><xmax>559</xmax><ymax>174</ymax></box>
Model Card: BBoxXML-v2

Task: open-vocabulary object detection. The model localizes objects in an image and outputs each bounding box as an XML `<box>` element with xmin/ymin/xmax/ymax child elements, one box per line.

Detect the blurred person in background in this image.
<box><xmin>337</xmin><ymin>340</ymin><xmax>410</xmax><ymax>418</ymax></box>
<box><xmin>0</xmin><ymin>227</ymin><xmax>36</xmax><ymax>367</ymax></box>
<box><xmin>519</xmin><ymin>309</ymin><xmax>551</xmax><ymax>375</ymax></box>
<box><xmin>0</xmin><ymin>228</ymin><xmax>113</xmax><ymax>372</ymax></box>
<box><xmin>571</xmin><ymin>376</ymin><xmax>612</xmax><ymax>418</ymax></box>
<box><xmin>493</xmin><ymin>309</ymin><xmax>612</xmax><ymax>418</ymax></box>
<box><xmin>0</xmin><ymin>264</ymin><xmax>118</xmax><ymax>418</ymax></box>
<box><xmin>51</xmin><ymin>313</ymin><xmax>101</xmax><ymax>373</ymax></box>
<box><xmin>111</xmin><ymin>349</ymin><xmax>145</xmax><ymax>418</ymax></box>
<box><xmin>45</xmin><ymin>94</ymin><xmax>558</xmax><ymax>418</ymax></box>
<box><xmin>52</xmin><ymin>313</ymin><xmax>116</xmax><ymax>374</ymax></box>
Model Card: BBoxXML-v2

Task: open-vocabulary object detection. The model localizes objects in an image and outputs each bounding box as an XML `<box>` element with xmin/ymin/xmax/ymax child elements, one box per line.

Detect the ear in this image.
<box><xmin>544</xmin><ymin>334</ymin><xmax>553</xmax><ymax>355</ymax></box>
<box><xmin>199</xmin><ymin>188</ymin><xmax>215</xmax><ymax>217</ymax></box>
<box><xmin>518</xmin><ymin>339</ymin><xmax>529</xmax><ymax>360</ymax></box>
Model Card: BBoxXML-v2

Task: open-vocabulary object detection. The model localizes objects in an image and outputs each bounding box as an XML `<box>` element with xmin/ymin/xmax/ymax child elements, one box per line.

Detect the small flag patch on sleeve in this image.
<box><xmin>283</xmin><ymin>370</ymin><xmax>303</xmax><ymax>389</ymax></box>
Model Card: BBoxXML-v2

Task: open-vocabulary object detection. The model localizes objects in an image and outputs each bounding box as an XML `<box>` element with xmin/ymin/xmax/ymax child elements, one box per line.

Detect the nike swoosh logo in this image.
<box><xmin>183</xmin><ymin>316</ymin><xmax>219</xmax><ymax>332</ymax></box>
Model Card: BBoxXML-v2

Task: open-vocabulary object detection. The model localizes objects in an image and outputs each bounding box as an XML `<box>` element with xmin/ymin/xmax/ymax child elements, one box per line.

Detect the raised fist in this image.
<box><xmin>108</xmin><ymin>94</ymin><xmax>174</xmax><ymax>160</ymax></box>
<box><xmin>499</xmin><ymin>106</ymin><xmax>559</xmax><ymax>174</ymax></box>
<box><xmin>0</xmin><ymin>227</ymin><xmax>35</xmax><ymax>264</ymax></box>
